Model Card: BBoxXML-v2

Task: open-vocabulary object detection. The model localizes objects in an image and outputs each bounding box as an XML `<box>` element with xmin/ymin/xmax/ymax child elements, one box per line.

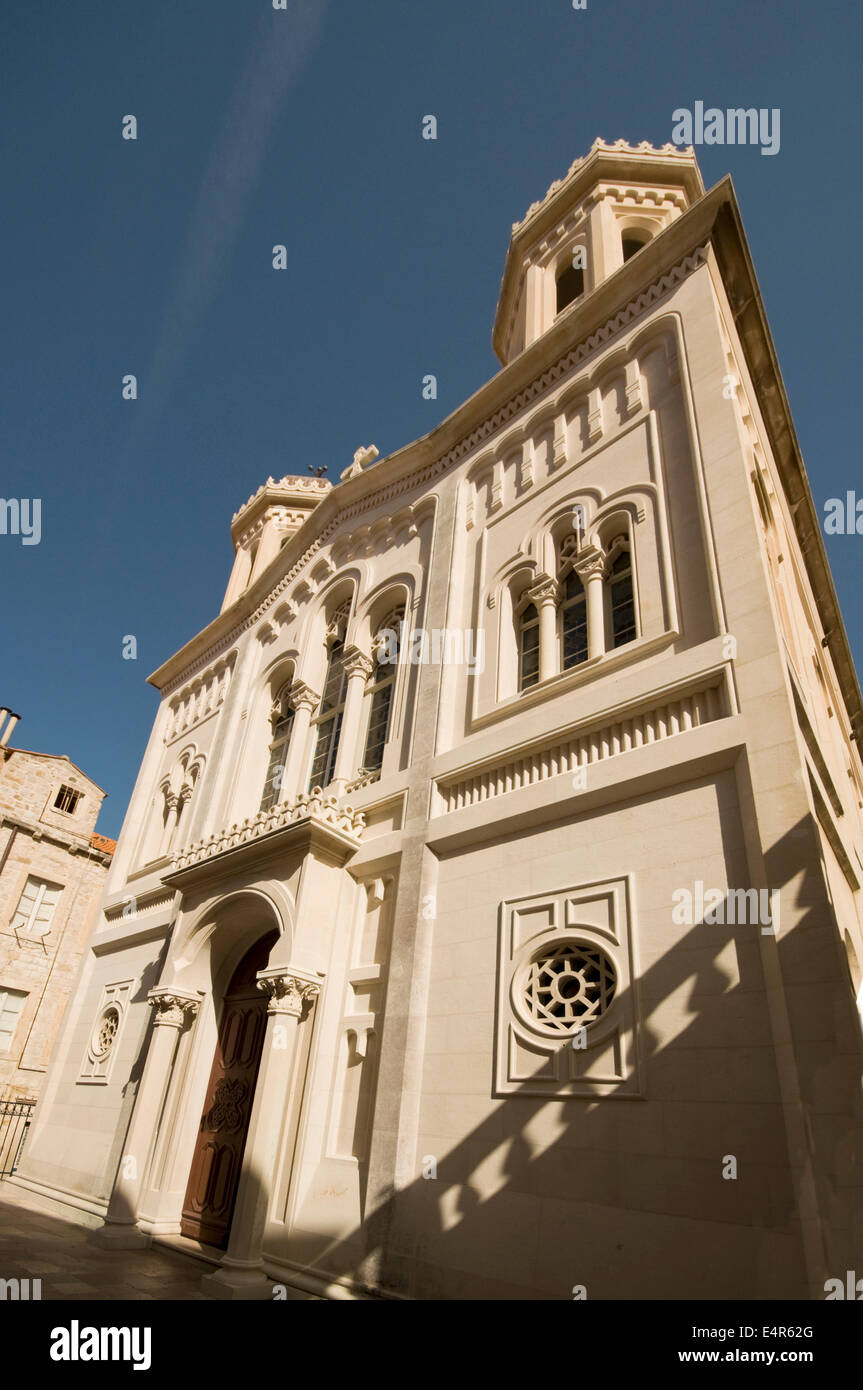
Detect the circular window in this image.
<box><xmin>92</xmin><ymin>1006</ymin><xmax>120</xmax><ymax>1058</ymax></box>
<box><xmin>518</xmin><ymin>941</ymin><xmax>617</xmax><ymax>1035</ymax></box>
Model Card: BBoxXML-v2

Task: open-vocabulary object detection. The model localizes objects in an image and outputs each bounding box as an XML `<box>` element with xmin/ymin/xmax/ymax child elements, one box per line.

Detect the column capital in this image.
<box><xmin>289</xmin><ymin>680</ymin><xmax>320</xmax><ymax>713</ymax></box>
<box><xmin>147</xmin><ymin>988</ymin><xmax>201</xmax><ymax>1028</ymax></box>
<box><xmin>573</xmin><ymin>545</ymin><xmax>606</xmax><ymax>582</ymax></box>
<box><xmin>256</xmin><ymin>968</ymin><xmax>320</xmax><ymax>1017</ymax></box>
<box><xmin>526</xmin><ymin>574</ymin><xmax>560</xmax><ymax>608</ymax></box>
<box><xmin>342</xmin><ymin>646</ymin><xmax>375</xmax><ymax>681</ymax></box>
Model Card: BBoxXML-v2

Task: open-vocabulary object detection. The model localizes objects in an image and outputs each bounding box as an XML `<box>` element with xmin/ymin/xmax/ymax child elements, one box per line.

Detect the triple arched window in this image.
<box><xmin>516</xmin><ymin>530</ymin><xmax>637</xmax><ymax>692</ymax></box>
<box><xmin>252</xmin><ymin>596</ymin><xmax>408</xmax><ymax>807</ymax></box>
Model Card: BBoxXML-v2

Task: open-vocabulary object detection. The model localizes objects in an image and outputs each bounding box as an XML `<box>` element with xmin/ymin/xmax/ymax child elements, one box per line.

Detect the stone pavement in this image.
<box><xmin>0</xmin><ymin>1184</ymin><xmax>210</xmax><ymax>1300</ymax></box>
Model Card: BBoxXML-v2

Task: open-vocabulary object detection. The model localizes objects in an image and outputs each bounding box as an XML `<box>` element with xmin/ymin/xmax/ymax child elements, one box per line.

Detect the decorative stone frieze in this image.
<box><xmin>169</xmin><ymin>791</ymin><xmax>365</xmax><ymax>872</ymax></box>
<box><xmin>165</xmin><ymin>654</ymin><xmax>235</xmax><ymax>743</ymax></box>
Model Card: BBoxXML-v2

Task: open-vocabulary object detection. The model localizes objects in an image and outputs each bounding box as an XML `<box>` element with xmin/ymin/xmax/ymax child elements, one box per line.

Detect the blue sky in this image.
<box><xmin>2</xmin><ymin>0</ymin><xmax>861</xmax><ymax>836</ymax></box>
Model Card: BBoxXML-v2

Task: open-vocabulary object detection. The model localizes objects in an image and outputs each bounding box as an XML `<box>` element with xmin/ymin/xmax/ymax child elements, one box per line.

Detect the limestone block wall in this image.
<box><xmin>0</xmin><ymin>752</ymin><xmax>101</xmax><ymax>841</ymax></box>
<box><xmin>392</xmin><ymin>771</ymin><xmax>804</xmax><ymax>1300</ymax></box>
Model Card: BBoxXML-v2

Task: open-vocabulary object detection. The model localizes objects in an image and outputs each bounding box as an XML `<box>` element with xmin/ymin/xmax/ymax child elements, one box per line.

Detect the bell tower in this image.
<box><xmin>492</xmin><ymin>137</ymin><xmax>703</xmax><ymax>364</ymax></box>
<box><xmin>221</xmin><ymin>474</ymin><xmax>332</xmax><ymax>612</ymax></box>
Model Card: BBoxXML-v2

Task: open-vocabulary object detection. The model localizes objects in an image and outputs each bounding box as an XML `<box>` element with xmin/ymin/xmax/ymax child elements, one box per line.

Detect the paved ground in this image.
<box><xmin>0</xmin><ymin>1183</ymin><xmax>210</xmax><ymax>1299</ymax></box>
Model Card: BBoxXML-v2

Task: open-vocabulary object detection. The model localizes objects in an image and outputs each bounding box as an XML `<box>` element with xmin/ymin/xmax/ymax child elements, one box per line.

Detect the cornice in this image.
<box><xmin>510</xmin><ymin>138</ymin><xmax>703</xmax><ymax>240</ymax></box>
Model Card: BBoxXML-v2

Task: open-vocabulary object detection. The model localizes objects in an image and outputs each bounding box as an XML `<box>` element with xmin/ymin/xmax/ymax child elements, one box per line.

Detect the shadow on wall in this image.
<box><xmin>79</xmin><ymin>805</ymin><xmax>863</xmax><ymax>1301</ymax></box>
<box><xmin>292</xmin><ymin>811</ymin><xmax>863</xmax><ymax>1301</ymax></box>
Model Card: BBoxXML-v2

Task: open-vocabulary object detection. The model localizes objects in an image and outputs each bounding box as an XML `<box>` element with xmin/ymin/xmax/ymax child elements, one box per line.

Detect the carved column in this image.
<box><xmin>94</xmin><ymin>988</ymin><xmax>200</xmax><ymax>1249</ymax></box>
<box><xmin>331</xmin><ymin>647</ymin><xmax>374</xmax><ymax>792</ymax></box>
<box><xmin>574</xmin><ymin>547</ymin><xmax>607</xmax><ymax>661</ymax></box>
<box><xmin>527</xmin><ymin>575</ymin><xmax>560</xmax><ymax>684</ymax></box>
<box><xmin>202</xmin><ymin>969</ymin><xmax>320</xmax><ymax>1299</ymax></box>
<box><xmin>280</xmin><ymin>681</ymin><xmax>320</xmax><ymax>803</ymax></box>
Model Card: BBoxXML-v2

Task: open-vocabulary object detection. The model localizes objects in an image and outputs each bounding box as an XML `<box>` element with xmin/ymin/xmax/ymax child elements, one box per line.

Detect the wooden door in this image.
<box><xmin>181</xmin><ymin>931</ymin><xmax>277</xmax><ymax>1248</ymax></box>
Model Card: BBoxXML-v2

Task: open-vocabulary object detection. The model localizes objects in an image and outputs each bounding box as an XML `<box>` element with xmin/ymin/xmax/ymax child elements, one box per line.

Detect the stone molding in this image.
<box><xmin>436</xmin><ymin>677</ymin><xmax>726</xmax><ymax>815</ymax></box>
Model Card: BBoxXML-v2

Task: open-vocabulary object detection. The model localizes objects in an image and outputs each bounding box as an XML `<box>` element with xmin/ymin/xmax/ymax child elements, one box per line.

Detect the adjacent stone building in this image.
<box><xmin>12</xmin><ymin>139</ymin><xmax>863</xmax><ymax>1300</ymax></box>
<box><xmin>0</xmin><ymin>709</ymin><xmax>115</xmax><ymax>1103</ymax></box>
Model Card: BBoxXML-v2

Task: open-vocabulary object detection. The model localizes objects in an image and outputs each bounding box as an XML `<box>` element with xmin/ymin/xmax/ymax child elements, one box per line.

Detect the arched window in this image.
<box><xmin>308</xmin><ymin>604</ymin><xmax>350</xmax><ymax>790</ymax></box>
<box><xmin>518</xmin><ymin>600</ymin><xmax>540</xmax><ymax>690</ymax></box>
<box><xmin>361</xmin><ymin>607</ymin><xmax>405</xmax><ymax>774</ymax></box>
<box><xmin>607</xmin><ymin>537</ymin><xmax>636</xmax><ymax>647</ymax></box>
<box><xmin>622</xmin><ymin>230</ymin><xmax>651</xmax><ymax>263</ymax></box>
<box><xmin>556</xmin><ymin>261</ymin><xmax>584</xmax><ymax>314</ymax></box>
<box><xmin>561</xmin><ymin>569</ymin><xmax>588</xmax><ymax>670</ymax></box>
<box><xmin>260</xmin><ymin>685</ymin><xmax>295</xmax><ymax>812</ymax></box>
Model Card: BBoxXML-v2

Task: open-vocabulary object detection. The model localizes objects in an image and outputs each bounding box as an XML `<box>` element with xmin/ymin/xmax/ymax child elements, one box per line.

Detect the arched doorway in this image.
<box><xmin>180</xmin><ymin>929</ymin><xmax>277</xmax><ymax>1248</ymax></box>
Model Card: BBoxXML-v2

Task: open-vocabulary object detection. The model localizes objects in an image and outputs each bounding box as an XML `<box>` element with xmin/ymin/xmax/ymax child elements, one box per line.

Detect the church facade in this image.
<box><xmin>14</xmin><ymin>139</ymin><xmax>863</xmax><ymax>1300</ymax></box>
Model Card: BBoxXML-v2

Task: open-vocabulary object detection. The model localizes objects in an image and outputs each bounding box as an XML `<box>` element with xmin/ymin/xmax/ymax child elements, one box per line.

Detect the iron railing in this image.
<box><xmin>0</xmin><ymin>1098</ymin><xmax>35</xmax><ymax>1177</ymax></box>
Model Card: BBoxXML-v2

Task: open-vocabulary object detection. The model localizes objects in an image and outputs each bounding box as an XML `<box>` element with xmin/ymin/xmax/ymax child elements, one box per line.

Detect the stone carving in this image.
<box><xmin>573</xmin><ymin>546</ymin><xmax>606</xmax><ymax>583</ymax></box>
<box><xmin>527</xmin><ymin>575</ymin><xmax>560</xmax><ymax>608</ymax></box>
<box><xmin>171</xmin><ymin>792</ymin><xmax>366</xmax><ymax>871</ymax></box>
<box><xmin>257</xmin><ymin>973</ymin><xmax>320</xmax><ymax>1018</ymax></box>
<box><xmin>342</xmin><ymin>646</ymin><xmax>375</xmax><ymax>682</ymax></box>
<box><xmin>341</xmin><ymin>445</ymin><xmax>379</xmax><ymax>482</ymax></box>
<box><xmin>208</xmin><ymin>1077</ymin><xmax>249</xmax><ymax>1132</ymax></box>
<box><xmin>148</xmin><ymin>990</ymin><xmax>201</xmax><ymax>1028</ymax></box>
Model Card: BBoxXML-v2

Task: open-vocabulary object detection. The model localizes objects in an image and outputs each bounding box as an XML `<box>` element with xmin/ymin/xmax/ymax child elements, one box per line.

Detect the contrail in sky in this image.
<box><xmin>131</xmin><ymin>0</ymin><xmax>330</xmax><ymax>440</ymax></box>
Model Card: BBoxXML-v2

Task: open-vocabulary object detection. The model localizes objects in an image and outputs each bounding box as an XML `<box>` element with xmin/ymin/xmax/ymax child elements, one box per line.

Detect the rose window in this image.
<box><xmin>92</xmin><ymin>1006</ymin><xmax>120</xmax><ymax>1058</ymax></box>
<box><xmin>521</xmin><ymin>941</ymin><xmax>616</xmax><ymax>1034</ymax></box>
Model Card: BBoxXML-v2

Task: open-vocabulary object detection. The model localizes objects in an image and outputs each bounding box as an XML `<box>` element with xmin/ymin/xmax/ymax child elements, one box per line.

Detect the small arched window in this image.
<box><xmin>309</xmin><ymin>605</ymin><xmax>351</xmax><ymax>790</ymax></box>
<box><xmin>561</xmin><ymin>569</ymin><xmax>588</xmax><ymax>670</ymax></box>
<box><xmin>518</xmin><ymin>600</ymin><xmax>540</xmax><ymax>691</ymax></box>
<box><xmin>260</xmin><ymin>685</ymin><xmax>295</xmax><ymax>812</ymax></box>
<box><xmin>556</xmin><ymin>261</ymin><xmax>584</xmax><ymax>314</ymax></box>
<box><xmin>621</xmin><ymin>230</ymin><xmax>651</xmax><ymax>263</ymax></box>
<box><xmin>361</xmin><ymin>607</ymin><xmax>405</xmax><ymax>774</ymax></box>
<box><xmin>607</xmin><ymin>538</ymin><xmax>636</xmax><ymax>647</ymax></box>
